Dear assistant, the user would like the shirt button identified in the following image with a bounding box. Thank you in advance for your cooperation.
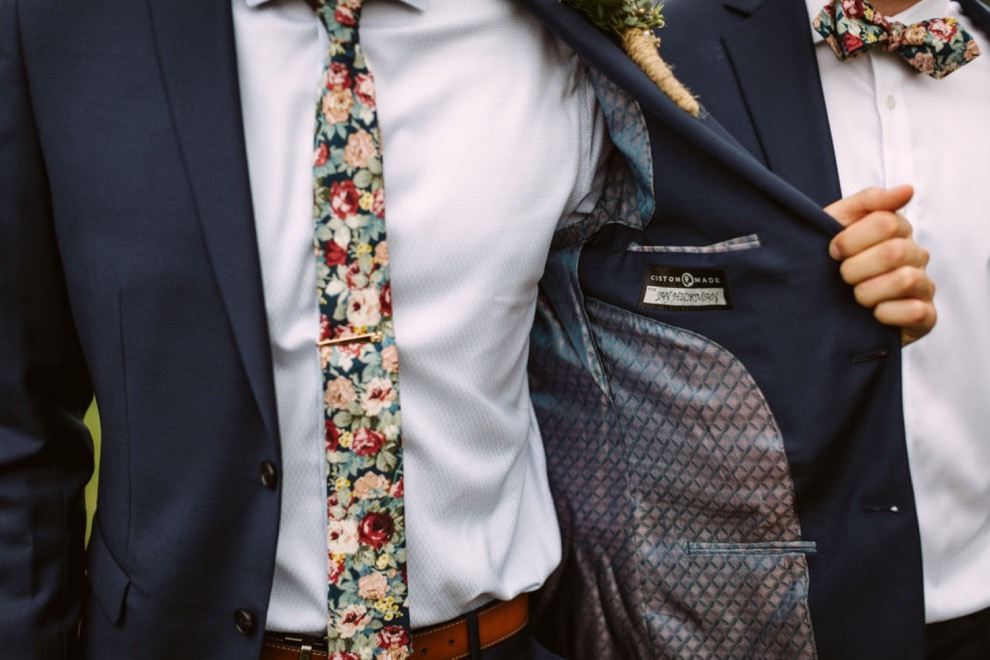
[260,461,278,490]
[885,94,896,109]
[233,609,257,636]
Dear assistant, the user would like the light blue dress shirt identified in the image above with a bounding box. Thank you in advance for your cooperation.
[232,0,608,632]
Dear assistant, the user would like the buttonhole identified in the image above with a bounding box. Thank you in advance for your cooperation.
[863,504,900,513]
[852,349,889,364]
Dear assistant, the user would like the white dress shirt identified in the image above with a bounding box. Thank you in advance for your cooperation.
[232,0,607,632]
[806,0,990,622]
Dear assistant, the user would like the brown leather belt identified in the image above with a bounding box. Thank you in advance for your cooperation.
[261,593,529,660]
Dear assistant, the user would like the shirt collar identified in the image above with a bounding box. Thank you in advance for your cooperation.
[244,0,430,10]
[805,0,956,44]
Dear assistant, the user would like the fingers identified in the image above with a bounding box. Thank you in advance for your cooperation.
[824,185,937,345]
[871,298,938,347]
[851,265,936,346]
[848,263,934,309]
[838,236,929,286]
[829,207,914,261]
[826,184,914,262]
[824,184,914,230]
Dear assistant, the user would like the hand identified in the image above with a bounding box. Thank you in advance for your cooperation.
[825,185,936,346]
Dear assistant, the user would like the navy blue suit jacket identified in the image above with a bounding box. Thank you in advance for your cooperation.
[0,0,923,657]
[528,1,926,658]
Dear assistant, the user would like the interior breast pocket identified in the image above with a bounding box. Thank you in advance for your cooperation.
[632,237,761,314]
[578,229,779,386]
[627,233,761,254]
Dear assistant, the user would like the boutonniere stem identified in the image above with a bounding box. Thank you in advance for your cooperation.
[565,0,700,116]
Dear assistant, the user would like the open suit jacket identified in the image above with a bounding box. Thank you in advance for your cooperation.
[0,0,921,658]
[613,1,990,654]
[527,1,930,659]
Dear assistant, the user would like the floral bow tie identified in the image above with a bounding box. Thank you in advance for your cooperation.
[814,0,981,79]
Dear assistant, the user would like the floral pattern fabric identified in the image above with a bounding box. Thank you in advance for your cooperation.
[815,0,981,79]
[312,1,411,658]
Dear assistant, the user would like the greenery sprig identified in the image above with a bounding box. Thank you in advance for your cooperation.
[564,0,700,116]
[565,0,666,33]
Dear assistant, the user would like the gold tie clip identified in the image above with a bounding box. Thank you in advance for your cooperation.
[317,330,384,348]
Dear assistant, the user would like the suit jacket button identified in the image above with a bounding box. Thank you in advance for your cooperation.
[260,461,278,489]
[234,609,256,636]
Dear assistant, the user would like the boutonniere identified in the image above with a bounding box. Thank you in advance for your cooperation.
[564,0,700,116]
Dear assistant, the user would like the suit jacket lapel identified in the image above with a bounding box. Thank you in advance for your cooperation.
[523,0,841,237]
[721,0,842,207]
[146,0,279,441]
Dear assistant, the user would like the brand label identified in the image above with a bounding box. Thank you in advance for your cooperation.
[639,265,732,311]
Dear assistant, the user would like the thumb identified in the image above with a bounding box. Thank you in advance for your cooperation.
[824,184,914,228]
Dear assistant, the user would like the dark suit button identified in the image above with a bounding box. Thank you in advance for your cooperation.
[234,609,256,635]
[260,461,278,489]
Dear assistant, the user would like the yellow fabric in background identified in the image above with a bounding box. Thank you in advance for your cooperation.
[84,401,100,543]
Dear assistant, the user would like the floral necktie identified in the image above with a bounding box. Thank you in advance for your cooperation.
[310,1,411,657]
[814,0,981,79]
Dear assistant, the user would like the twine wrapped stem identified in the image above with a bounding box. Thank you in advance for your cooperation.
[566,0,700,117]
[622,28,700,116]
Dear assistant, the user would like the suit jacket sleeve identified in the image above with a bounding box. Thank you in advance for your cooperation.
[0,2,94,656]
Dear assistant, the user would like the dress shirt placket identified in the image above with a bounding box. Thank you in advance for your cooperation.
[872,54,923,221]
